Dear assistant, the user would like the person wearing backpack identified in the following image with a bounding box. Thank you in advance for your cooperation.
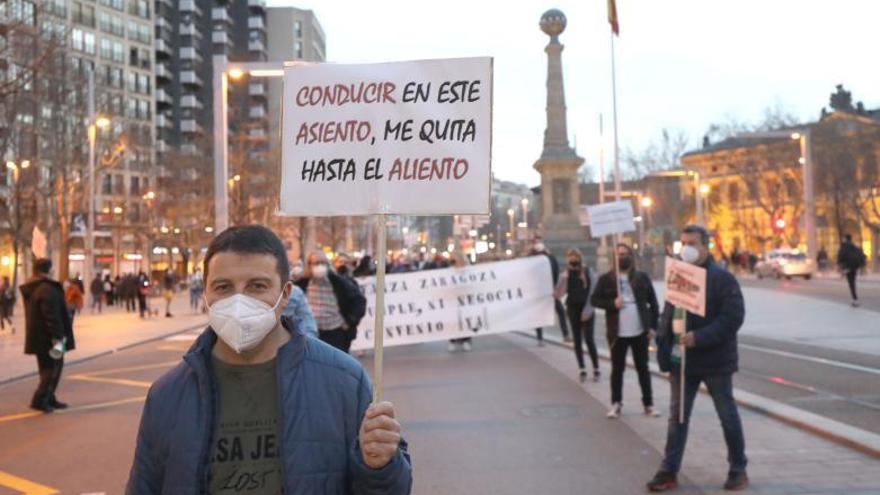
[591,243,661,419]
[555,248,600,382]
[837,234,866,307]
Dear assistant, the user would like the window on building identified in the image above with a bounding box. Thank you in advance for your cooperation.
[98,10,111,32]
[112,41,124,62]
[71,28,84,51]
[294,41,303,59]
[139,48,151,69]
[100,38,112,59]
[114,174,124,195]
[126,71,136,91]
[84,31,96,54]
[126,98,137,119]
[130,176,140,195]
[138,99,150,120]
[293,20,302,38]
[101,175,112,194]
[729,182,740,204]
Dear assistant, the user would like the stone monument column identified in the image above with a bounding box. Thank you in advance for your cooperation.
[534,10,593,260]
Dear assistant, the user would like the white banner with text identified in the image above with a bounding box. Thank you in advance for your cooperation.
[351,256,555,351]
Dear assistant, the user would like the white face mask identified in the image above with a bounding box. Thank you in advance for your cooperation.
[207,290,286,354]
[680,245,701,264]
[291,265,304,278]
[311,264,328,279]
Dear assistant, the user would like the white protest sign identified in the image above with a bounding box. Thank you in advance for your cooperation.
[585,200,635,237]
[663,256,707,317]
[351,256,555,351]
[31,226,47,258]
[280,57,493,216]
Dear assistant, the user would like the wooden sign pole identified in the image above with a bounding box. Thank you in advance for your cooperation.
[373,213,387,403]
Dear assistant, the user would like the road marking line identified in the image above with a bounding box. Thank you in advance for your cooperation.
[78,360,178,377]
[56,396,146,414]
[157,344,188,352]
[740,343,880,376]
[0,470,59,494]
[68,375,153,388]
[0,411,43,424]
[165,334,198,341]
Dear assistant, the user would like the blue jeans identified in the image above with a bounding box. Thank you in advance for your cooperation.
[661,371,747,475]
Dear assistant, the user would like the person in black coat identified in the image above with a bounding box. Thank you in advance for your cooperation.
[296,252,367,353]
[837,234,866,307]
[591,243,660,419]
[20,258,75,413]
[647,225,748,493]
[555,248,599,382]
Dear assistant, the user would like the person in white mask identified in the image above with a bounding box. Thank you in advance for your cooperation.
[296,251,367,353]
[126,225,412,494]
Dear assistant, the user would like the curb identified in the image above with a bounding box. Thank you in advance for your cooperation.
[515,330,880,459]
[0,322,205,387]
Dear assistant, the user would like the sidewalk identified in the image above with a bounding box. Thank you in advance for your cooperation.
[0,293,207,384]
[516,332,880,495]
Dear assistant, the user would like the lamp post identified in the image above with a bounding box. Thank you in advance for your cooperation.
[699,182,711,226]
[507,208,515,245]
[84,68,111,298]
[638,194,653,255]
[521,198,529,227]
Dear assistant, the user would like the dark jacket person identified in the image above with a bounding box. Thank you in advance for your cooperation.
[647,225,748,493]
[126,225,412,494]
[296,251,367,353]
[591,243,660,419]
[21,258,75,412]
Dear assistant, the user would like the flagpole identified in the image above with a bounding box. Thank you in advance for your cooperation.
[610,30,622,298]
[598,114,606,251]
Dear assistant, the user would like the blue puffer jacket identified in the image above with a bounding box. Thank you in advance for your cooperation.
[657,259,745,376]
[125,323,413,494]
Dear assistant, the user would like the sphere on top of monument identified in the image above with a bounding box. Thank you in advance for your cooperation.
[539,9,567,37]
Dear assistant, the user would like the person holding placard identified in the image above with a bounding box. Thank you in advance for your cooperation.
[126,226,412,494]
[647,225,748,493]
[591,243,661,419]
[554,248,599,382]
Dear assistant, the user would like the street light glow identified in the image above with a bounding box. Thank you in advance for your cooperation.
[5,161,15,170]
[250,69,284,77]
[21,160,30,169]
[233,174,241,182]
[699,183,711,195]
[641,196,654,208]
[228,68,245,79]
[95,117,111,128]
[144,191,156,200]
[113,206,123,214]
[790,132,801,140]
[205,226,214,233]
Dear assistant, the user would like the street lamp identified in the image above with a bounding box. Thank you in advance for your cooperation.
[521,198,529,226]
[507,208,515,242]
[638,194,653,256]
[84,67,112,298]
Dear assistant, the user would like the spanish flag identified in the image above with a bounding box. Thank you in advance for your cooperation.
[608,0,620,35]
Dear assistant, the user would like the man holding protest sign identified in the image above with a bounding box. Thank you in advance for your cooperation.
[647,225,748,492]
[590,243,660,419]
[126,226,412,494]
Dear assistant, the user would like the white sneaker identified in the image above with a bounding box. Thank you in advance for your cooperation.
[644,405,661,417]
[462,341,472,352]
[447,342,457,352]
[606,402,622,419]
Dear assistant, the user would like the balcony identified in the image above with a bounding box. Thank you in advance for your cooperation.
[156,114,171,129]
[156,16,170,30]
[156,140,168,154]
[181,95,204,109]
[181,119,202,134]
[248,83,265,96]
[181,70,203,87]
[179,47,202,62]
[248,16,264,30]
[212,8,230,23]
[249,105,266,119]
[155,89,171,105]
[179,0,202,16]
[248,39,265,52]
[155,38,171,55]
[179,22,201,38]
[155,63,170,81]
[212,30,230,45]
[248,0,266,10]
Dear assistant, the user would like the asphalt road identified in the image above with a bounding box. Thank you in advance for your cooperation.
[0,334,675,495]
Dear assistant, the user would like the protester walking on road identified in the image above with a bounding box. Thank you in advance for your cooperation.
[126,225,412,493]
[188,268,204,313]
[555,248,599,382]
[837,234,866,307]
[89,274,103,313]
[532,241,570,345]
[0,276,15,333]
[591,243,661,419]
[20,259,75,413]
[647,225,748,492]
[136,271,150,318]
[162,269,175,317]
[297,251,367,353]
[63,279,84,324]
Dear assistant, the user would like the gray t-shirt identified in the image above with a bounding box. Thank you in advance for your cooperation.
[209,356,282,494]
[618,274,643,338]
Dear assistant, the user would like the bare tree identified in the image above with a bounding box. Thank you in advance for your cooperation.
[622,128,689,180]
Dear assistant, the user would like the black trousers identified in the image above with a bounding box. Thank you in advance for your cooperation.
[846,270,858,301]
[567,302,598,371]
[536,299,570,340]
[138,294,148,317]
[32,353,64,408]
[319,326,352,353]
[610,334,653,406]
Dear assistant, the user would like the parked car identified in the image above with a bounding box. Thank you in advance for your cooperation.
[756,249,814,280]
